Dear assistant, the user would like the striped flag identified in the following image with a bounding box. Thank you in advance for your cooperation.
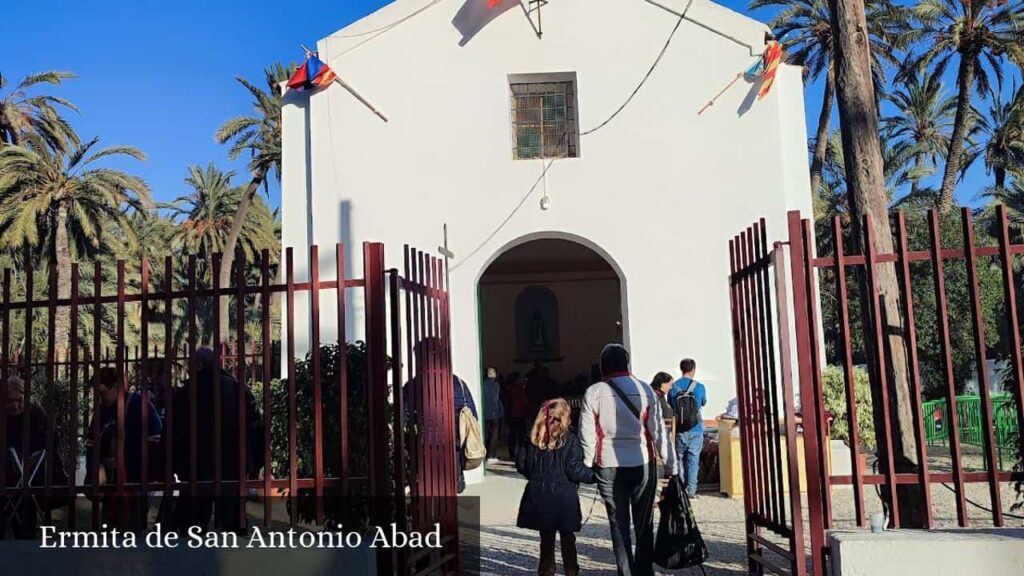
[287,52,337,92]
[755,41,783,99]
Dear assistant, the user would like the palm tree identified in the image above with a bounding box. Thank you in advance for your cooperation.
[0,132,151,349]
[170,163,279,262]
[213,63,289,342]
[749,0,899,196]
[901,0,1024,211]
[976,83,1024,190]
[0,70,79,151]
[881,73,957,197]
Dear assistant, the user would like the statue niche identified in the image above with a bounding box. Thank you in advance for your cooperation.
[515,286,560,361]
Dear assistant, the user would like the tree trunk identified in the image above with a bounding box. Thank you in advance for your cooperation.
[938,57,976,212]
[53,201,72,355]
[995,166,1006,189]
[809,67,836,196]
[910,154,922,198]
[828,0,926,528]
[216,173,264,343]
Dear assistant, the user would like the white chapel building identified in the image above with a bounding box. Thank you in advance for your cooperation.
[281,0,813,475]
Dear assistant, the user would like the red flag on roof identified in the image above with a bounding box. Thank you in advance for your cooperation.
[744,41,783,100]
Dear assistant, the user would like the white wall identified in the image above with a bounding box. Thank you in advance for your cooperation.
[281,0,814,481]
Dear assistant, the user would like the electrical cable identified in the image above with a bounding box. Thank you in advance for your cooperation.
[327,0,444,39]
[579,0,694,137]
[450,0,695,271]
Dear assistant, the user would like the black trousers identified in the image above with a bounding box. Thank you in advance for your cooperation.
[595,463,657,576]
[539,530,579,576]
[485,418,502,458]
[507,418,527,460]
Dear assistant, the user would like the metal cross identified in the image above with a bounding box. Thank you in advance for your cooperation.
[438,223,455,290]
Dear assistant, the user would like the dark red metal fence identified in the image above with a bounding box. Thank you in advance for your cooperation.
[731,208,1024,576]
[0,243,459,575]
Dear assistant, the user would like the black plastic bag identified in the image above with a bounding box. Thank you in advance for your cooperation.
[654,476,709,569]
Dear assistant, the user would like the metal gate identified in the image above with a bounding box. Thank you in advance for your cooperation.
[728,219,808,576]
[385,246,460,575]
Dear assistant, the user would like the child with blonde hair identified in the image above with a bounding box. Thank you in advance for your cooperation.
[515,398,595,576]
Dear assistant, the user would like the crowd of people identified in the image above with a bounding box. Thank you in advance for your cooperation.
[480,345,711,576]
[2,347,263,539]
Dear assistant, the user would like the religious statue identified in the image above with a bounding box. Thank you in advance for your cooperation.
[529,309,547,352]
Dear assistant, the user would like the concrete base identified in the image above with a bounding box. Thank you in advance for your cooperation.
[829,529,1024,576]
[0,539,376,576]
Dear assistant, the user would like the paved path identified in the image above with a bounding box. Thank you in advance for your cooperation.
[463,461,749,575]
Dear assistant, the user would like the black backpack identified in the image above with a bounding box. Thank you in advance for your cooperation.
[673,379,700,432]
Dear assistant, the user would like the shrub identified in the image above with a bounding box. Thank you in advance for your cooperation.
[261,342,383,529]
[821,365,875,450]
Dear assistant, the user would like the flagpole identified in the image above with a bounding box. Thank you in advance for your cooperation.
[697,72,743,115]
[300,45,389,123]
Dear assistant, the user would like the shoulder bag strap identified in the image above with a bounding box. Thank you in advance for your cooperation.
[605,378,642,421]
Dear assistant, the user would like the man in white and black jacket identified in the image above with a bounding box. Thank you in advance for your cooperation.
[580,344,675,576]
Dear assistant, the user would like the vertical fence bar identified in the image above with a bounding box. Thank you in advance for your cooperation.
[22,246,33,514]
[729,238,758,574]
[211,254,223,527]
[786,211,827,576]
[363,242,392,572]
[285,248,297,526]
[309,246,324,525]
[389,267,407,563]
[163,257,174,508]
[0,269,8,512]
[757,220,788,530]
[187,255,198,498]
[862,214,899,527]
[335,244,349,495]
[927,210,968,525]
[894,212,933,528]
[832,217,866,526]
[260,250,273,526]
[439,255,459,568]
[91,261,102,527]
[745,228,772,526]
[742,230,767,526]
[140,257,150,527]
[772,242,808,576]
[45,260,57,522]
[960,209,1004,526]
[68,264,79,529]
[423,251,438,529]
[411,249,426,533]
[437,257,453,544]
[402,246,416,542]
[801,218,833,528]
[996,206,1024,481]
[234,250,248,529]
[757,223,784,527]
[115,260,127,523]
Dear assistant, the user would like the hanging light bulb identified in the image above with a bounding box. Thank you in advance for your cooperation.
[540,194,551,211]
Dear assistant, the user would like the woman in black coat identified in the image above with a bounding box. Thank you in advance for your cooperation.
[516,398,595,576]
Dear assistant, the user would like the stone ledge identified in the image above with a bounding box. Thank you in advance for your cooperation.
[828,528,1024,576]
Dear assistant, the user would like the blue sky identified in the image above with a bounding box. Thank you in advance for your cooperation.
[4,0,1014,209]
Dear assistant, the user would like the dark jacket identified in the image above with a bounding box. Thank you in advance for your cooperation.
[85,393,162,484]
[515,431,595,532]
[172,368,264,482]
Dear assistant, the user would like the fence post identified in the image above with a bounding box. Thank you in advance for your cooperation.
[786,211,827,576]
[363,242,393,573]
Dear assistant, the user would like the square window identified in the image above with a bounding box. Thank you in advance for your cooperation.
[509,77,578,160]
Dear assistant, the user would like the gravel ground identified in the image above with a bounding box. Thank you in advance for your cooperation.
[463,450,1024,576]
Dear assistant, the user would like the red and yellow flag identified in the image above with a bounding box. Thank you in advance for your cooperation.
[757,41,783,99]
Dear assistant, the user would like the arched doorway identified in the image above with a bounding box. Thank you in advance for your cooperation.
[477,236,626,405]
